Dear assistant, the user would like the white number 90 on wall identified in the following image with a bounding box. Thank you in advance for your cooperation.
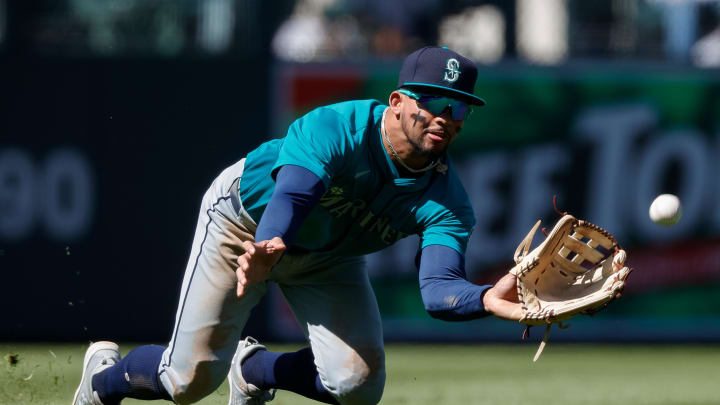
[0,148,94,241]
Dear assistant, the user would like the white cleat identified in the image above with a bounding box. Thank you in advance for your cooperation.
[228,337,276,405]
[72,341,121,405]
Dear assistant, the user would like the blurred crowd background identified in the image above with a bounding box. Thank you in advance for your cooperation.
[2,0,720,344]
[5,0,720,64]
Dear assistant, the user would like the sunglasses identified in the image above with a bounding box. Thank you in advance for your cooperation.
[398,89,472,121]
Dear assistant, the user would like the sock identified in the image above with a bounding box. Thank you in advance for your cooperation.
[242,347,338,404]
[92,345,172,404]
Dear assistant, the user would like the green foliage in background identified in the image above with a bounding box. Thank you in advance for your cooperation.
[2,343,718,405]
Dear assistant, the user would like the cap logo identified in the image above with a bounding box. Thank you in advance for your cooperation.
[443,58,460,83]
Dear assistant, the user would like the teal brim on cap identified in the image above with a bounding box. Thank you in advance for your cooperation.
[400,82,486,106]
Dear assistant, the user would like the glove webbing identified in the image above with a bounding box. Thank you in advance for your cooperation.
[515,217,621,362]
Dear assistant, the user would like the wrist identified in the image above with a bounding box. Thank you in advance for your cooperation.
[480,285,495,315]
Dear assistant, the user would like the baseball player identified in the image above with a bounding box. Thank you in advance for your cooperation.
[73,46,523,405]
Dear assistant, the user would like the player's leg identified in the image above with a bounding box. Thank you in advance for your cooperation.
[158,161,266,404]
[231,338,337,404]
[81,159,264,405]
[236,254,385,405]
[287,256,385,405]
[87,344,171,404]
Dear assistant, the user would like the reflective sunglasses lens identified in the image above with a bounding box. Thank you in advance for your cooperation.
[450,101,470,120]
[419,97,471,120]
[420,98,450,116]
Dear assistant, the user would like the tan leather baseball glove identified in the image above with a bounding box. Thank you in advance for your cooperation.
[510,212,631,361]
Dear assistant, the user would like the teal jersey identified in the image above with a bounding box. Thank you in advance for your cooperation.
[239,100,476,257]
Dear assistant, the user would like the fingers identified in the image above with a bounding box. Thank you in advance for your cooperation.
[613,249,627,271]
[265,237,287,254]
[237,250,251,275]
[236,241,255,298]
[236,268,247,298]
[236,241,255,273]
[235,239,285,299]
[242,240,256,255]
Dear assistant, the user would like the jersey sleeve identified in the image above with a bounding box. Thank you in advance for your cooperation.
[418,163,476,256]
[419,203,475,256]
[272,107,356,188]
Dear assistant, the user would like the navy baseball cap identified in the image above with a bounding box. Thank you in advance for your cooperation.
[398,46,486,106]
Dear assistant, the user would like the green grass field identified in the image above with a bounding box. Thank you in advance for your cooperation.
[1,343,718,405]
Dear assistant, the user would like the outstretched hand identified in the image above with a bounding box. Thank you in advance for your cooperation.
[482,273,523,321]
[236,237,286,298]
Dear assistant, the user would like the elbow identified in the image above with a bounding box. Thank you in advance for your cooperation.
[426,308,453,321]
[421,289,489,321]
[425,307,468,322]
[422,294,461,321]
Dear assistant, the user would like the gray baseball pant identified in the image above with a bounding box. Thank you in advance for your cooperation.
[157,159,386,405]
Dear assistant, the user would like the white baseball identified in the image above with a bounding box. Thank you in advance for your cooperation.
[649,194,682,226]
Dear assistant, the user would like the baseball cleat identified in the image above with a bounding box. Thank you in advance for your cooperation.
[228,337,276,405]
[72,341,121,405]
